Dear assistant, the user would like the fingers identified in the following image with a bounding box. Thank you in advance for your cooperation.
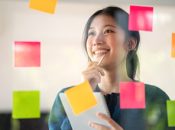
[82,61,105,89]
[82,70,101,89]
[87,62,105,76]
[88,113,124,130]
[96,113,116,127]
[96,113,124,130]
[87,61,98,68]
[87,66,105,76]
[89,121,110,130]
[87,71,101,83]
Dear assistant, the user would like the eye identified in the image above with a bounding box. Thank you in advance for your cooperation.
[88,31,96,36]
[104,29,115,34]
[104,28,115,34]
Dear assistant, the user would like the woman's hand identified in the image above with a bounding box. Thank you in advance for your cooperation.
[89,113,124,130]
[82,62,105,89]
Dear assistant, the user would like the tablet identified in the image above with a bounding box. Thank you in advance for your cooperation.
[59,92,111,130]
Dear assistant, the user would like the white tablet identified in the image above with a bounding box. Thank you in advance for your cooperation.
[59,92,111,130]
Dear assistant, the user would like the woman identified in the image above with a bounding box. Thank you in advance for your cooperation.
[48,6,174,130]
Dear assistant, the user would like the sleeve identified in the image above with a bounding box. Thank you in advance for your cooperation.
[146,85,175,130]
[48,88,72,130]
[156,87,172,130]
[156,88,175,130]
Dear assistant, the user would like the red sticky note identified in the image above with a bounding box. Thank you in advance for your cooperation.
[129,5,154,31]
[120,82,146,109]
[14,41,40,67]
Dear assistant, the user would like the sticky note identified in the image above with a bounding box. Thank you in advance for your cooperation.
[167,100,175,127]
[172,33,175,58]
[14,41,40,67]
[29,0,57,14]
[129,5,154,31]
[65,81,97,115]
[120,82,145,109]
[12,91,40,119]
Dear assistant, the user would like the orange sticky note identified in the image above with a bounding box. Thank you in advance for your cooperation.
[172,33,175,58]
[65,81,97,115]
[29,0,57,14]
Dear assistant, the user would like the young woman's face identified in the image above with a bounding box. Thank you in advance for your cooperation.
[86,14,128,69]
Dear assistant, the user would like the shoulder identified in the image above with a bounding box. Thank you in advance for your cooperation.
[48,86,74,128]
[145,83,170,102]
[49,86,74,120]
[54,86,74,100]
[59,86,74,93]
[144,84,171,129]
[52,86,74,107]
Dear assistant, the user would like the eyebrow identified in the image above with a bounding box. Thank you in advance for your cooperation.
[89,25,117,30]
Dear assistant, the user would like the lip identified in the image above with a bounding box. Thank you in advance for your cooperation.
[92,47,110,55]
[94,50,109,55]
[93,49,110,58]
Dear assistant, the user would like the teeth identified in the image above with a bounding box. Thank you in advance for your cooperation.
[94,50,109,54]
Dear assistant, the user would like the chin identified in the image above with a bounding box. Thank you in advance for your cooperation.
[102,61,117,70]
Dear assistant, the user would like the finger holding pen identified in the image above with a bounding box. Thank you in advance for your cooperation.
[82,54,106,89]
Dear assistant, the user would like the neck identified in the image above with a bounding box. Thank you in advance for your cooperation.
[98,61,133,94]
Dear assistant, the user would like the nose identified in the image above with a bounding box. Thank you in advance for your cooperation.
[92,32,104,46]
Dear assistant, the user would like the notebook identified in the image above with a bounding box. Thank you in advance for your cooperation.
[59,92,111,130]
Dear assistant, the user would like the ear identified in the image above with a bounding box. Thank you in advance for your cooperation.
[127,38,137,51]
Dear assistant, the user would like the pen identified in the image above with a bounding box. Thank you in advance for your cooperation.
[97,54,106,65]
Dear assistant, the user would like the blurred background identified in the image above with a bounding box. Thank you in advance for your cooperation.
[0,0,175,130]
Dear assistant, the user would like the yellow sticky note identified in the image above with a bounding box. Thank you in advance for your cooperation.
[29,0,57,14]
[172,33,175,58]
[65,81,97,115]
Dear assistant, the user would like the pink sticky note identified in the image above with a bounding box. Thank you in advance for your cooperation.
[129,5,154,31]
[120,82,146,109]
[14,41,40,67]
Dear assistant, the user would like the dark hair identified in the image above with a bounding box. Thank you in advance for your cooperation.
[82,6,140,80]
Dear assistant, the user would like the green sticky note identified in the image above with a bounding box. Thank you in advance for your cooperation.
[12,91,40,119]
[167,100,175,127]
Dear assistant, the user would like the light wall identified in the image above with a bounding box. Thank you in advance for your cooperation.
[0,0,175,111]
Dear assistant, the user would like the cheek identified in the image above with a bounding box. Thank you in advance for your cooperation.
[107,35,124,53]
[86,39,93,57]
[107,35,127,62]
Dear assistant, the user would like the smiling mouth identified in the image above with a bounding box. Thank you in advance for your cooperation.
[94,49,110,56]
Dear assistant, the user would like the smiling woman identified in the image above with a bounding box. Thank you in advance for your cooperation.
[83,7,140,91]
[48,6,175,130]
[83,7,140,83]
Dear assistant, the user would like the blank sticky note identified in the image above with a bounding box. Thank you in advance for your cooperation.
[129,5,154,31]
[14,41,40,67]
[12,91,40,119]
[65,81,97,115]
[172,33,175,58]
[29,0,57,14]
[120,82,145,109]
[167,100,175,127]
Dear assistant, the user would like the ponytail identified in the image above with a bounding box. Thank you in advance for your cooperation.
[126,50,139,80]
